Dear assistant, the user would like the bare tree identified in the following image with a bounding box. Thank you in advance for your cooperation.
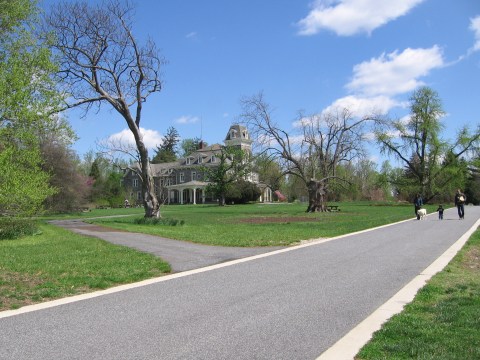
[240,92,369,212]
[44,0,165,217]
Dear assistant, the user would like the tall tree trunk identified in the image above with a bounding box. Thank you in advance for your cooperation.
[141,167,160,218]
[132,125,160,218]
[306,179,327,212]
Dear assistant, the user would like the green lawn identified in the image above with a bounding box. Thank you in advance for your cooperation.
[356,228,480,359]
[0,224,170,311]
[88,202,431,247]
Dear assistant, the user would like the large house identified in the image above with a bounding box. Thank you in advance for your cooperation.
[123,125,273,205]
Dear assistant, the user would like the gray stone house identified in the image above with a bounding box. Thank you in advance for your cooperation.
[123,125,273,205]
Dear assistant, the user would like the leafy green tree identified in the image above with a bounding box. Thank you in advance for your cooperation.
[102,171,127,207]
[0,0,60,218]
[151,126,179,163]
[204,146,252,206]
[180,137,205,157]
[225,179,261,204]
[375,86,479,203]
[253,153,284,193]
[465,153,480,205]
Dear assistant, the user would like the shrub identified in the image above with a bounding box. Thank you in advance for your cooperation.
[225,180,261,204]
[0,218,39,240]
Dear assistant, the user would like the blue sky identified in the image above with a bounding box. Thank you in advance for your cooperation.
[42,0,480,165]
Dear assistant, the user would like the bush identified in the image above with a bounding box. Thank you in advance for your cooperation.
[225,180,261,204]
[0,218,39,240]
[133,217,185,226]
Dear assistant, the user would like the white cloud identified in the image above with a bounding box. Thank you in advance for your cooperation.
[322,95,398,116]
[174,115,200,124]
[185,31,197,39]
[346,46,444,96]
[107,128,163,150]
[470,15,480,52]
[318,47,442,121]
[297,0,425,36]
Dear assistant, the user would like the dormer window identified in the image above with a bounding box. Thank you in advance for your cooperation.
[211,155,216,163]
[186,157,191,165]
[197,156,202,164]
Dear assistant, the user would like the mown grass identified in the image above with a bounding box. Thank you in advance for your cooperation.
[0,223,170,311]
[88,202,435,247]
[356,228,480,360]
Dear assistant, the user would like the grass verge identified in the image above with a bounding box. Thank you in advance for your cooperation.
[88,202,434,247]
[0,223,170,311]
[356,228,480,360]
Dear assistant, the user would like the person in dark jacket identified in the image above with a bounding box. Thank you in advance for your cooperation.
[413,194,423,220]
[436,204,444,220]
[454,189,466,219]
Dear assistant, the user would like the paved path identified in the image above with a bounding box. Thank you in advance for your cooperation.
[48,219,285,272]
[1,206,479,359]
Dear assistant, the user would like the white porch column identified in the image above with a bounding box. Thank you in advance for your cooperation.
[201,188,205,204]
[180,188,184,204]
[193,187,197,204]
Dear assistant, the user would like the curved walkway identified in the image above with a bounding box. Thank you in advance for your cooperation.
[49,219,285,273]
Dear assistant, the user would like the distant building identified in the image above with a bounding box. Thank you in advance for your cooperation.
[123,125,273,204]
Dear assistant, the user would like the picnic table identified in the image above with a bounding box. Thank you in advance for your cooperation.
[327,205,340,212]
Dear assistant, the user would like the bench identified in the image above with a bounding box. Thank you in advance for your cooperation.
[327,205,340,212]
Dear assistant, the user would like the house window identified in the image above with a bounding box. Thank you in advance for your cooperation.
[192,171,196,180]
[197,156,202,164]
[137,192,141,200]
[186,157,191,165]
[133,179,139,188]
[180,172,185,183]
[211,155,216,163]
[166,178,171,186]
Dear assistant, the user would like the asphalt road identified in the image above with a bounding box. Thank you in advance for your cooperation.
[1,206,479,359]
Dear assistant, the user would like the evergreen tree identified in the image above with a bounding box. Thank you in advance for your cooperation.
[151,126,179,163]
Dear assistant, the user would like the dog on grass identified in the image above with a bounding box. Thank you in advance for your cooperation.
[417,208,427,220]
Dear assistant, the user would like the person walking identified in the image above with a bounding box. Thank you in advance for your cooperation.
[436,204,444,220]
[413,194,423,220]
[454,189,466,219]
